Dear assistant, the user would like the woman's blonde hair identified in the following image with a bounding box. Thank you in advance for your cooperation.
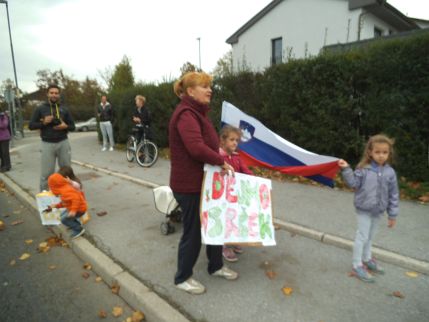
[357,134,395,168]
[173,72,212,98]
[135,95,146,104]
[220,125,242,142]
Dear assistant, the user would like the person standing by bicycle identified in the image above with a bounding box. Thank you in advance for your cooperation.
[132,95,152,144]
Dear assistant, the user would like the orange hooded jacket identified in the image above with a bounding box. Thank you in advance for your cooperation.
[48,173,87,213]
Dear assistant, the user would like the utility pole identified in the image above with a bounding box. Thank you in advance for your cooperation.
[0,0,24,137]
[196,37,201,70]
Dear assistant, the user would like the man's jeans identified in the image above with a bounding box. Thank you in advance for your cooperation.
[40,140,71,191]
[100,121,114,148]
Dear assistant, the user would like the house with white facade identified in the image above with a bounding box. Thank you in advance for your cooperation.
[226,0,426,71]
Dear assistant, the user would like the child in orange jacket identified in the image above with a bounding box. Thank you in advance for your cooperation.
[48,172,87,239]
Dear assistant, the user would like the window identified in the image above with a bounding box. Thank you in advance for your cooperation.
[374,27,383,38]
[271,37,282,65]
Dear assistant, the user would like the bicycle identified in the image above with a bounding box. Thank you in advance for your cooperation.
[126,125,159,167]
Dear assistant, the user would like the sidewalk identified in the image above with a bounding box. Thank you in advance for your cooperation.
[2,132,429,322]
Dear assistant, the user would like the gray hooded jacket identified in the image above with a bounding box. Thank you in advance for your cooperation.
[341,162,399,218]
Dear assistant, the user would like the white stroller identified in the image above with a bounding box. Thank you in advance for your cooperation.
[153,186,182,235]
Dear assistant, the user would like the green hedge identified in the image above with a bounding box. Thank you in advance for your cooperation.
[109,32,429,181]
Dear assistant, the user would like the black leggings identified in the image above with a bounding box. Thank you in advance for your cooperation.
[173,192,223,284]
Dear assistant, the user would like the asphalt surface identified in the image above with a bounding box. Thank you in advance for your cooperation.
[0,183,135,322]
[1,131,428,322]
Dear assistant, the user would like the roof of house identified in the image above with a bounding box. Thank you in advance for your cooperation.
[226,0,420,45]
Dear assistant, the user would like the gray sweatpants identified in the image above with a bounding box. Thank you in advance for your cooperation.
[352,211,381,269]
[40,139,71,191]
[100,121,114,148]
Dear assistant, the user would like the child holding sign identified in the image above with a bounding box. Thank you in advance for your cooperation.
[220,125,253,262]
[47,172,87,239]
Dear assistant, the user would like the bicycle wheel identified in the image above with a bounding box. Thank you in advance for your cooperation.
[135,140,158,167]
[126,136,135,162]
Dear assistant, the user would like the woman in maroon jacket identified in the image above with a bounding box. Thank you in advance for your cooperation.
[169,72,238,294]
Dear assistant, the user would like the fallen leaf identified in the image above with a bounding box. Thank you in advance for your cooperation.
[348,271,355,277]
[0,220,5,231]
[83,263,92,270]
[282,286,293,296]
[418,194,429,203]
[11,220,24,226]
[131,311,145,322]
[49,265,57,270]
[9,259,16,266]
[96,211,108,217]
[95,276,103,283]
[98,310,108,318]
[37,242,50,253]
[19,253,31,260]
[405,271,419,278]
[111,282,120,294]
[112,306,123,317]
[265,270,277,280]
[125,318,132,322]
[392,291,405,298]
[46,236,67,247]
[25,239,33,245]
[82,272,90,279]
[13,210,21,215]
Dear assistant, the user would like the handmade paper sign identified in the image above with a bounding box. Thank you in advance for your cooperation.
[35,191,62,225]
[201,165,275,246]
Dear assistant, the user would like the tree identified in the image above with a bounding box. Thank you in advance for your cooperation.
[179,62,201,76]
[109,56,135,92]
[212,50,234,78]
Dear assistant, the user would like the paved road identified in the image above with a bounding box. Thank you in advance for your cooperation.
[3,132,429,322]
[0,183,136,322]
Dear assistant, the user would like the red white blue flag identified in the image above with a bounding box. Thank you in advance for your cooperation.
[221,101,339,187]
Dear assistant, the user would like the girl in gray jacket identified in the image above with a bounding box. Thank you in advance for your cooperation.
[338,134,399,283]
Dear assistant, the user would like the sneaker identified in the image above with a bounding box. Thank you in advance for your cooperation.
[109,147,114,151]
[101,147,107,152]
[364,259,385,275]
[352,266,375,283]
[176,278,205,295]
[232,245,244,254]
[71,228,85,240]
[212,266,238,280]
[222,247,238,262]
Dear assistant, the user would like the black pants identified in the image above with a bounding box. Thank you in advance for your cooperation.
[173,192,223,284]
[0,140,11,170]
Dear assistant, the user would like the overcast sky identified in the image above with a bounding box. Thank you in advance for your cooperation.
[0,0,428,93]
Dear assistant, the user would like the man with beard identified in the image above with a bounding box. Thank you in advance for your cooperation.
[29,84,75,191]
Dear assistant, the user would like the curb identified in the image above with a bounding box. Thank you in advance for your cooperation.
[274,218,429,275]
[0,173,190,322]
[72,161,429,275]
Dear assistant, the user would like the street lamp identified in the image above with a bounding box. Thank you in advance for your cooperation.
[196,37,201,70]
[0,0,24,137]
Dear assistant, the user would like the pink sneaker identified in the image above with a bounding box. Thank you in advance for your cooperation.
[222,246,238,262]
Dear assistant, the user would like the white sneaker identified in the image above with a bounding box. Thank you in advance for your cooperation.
[212,266,238,280]
[176,278,205,295]
[109,147,114,151]
[101,147,107,152]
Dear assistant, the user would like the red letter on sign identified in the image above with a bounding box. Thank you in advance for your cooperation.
[259,184,270,210]
[212,172,224,200]
[226,175,238,203]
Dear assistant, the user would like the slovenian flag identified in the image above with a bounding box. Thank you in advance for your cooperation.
[221,101,339,187]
